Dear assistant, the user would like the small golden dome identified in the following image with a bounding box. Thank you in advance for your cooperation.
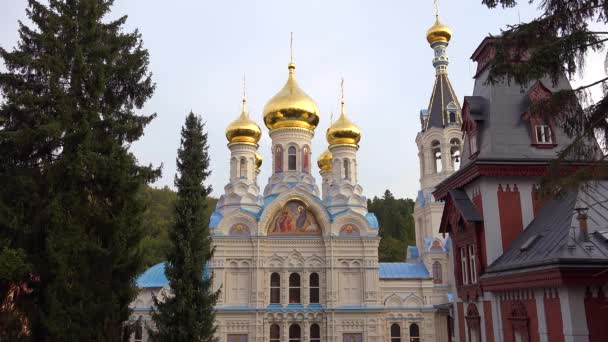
[326,98,361,148]
[226,97,261,145]
[263,63,320,132]
[426,15,452,45]
[255,151,262,170]
[317,148,332,172]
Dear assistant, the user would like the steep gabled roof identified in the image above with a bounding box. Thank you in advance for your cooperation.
[423,73,461,131]
[484,182,608,277]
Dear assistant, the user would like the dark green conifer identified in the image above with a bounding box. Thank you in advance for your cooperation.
[0,0,158,340]
[150,112,219,342]
[481,0,608,195]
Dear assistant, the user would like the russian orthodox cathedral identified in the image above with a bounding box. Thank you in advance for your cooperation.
[130,14,460,342]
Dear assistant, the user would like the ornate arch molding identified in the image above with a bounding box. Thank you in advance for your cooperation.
[331,209,371,236]
[216,210,258,236]
[258,188,331,236]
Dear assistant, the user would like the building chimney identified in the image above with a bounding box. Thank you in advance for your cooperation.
[576,207,589,241]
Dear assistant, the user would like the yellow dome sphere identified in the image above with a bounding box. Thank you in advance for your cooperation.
[426,16,452,45]
[263,64,320,132]
[317,148,333,172]
[255,151,262,170]
[226,98,261,145]
[326,107,361,148]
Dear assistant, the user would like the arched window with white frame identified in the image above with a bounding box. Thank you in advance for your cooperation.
[289,273,301,303]
[288,146,297,171]
[309,272,320,304]
[469,245,477,284]
[344,159,351,180]
[431,140,442,173]
[410,323,420,342]
[310,323,320,342]
[134,316,143,342]
[270,273,280,304]
[450,138,461,170]
[390,323,401,342]
[289,324,301,342]
[270,324,280,342]
[432,261,443,284]
[239,157,247,179]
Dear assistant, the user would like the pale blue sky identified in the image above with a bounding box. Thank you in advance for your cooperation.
[0,1,560,199]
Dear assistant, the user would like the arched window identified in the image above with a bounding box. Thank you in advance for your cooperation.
[450,138,461,170]
[409,323,420,342]
[433,261,443,284]
[275,145,283,173]
[134,316,143,342]
[310,323,320,342]
[239,158,247,179]
[270,273,280,304]
[289,324,301,342]
[302,146,310,173]
[309,273,320,304]
[289,273,301,303]
[390,323,401,342]
[343,159,350,180]
[270,324,280,342]
[431,140,442,173]
[288,146,297,171]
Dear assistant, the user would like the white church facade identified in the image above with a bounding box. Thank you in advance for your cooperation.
[131,15,461,342]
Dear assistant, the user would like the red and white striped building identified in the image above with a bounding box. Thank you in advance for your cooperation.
[434,38,608,342]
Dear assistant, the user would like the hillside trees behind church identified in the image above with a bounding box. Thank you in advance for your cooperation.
[150,112,219,342]
[481,0,608,196]
[138,185,217,269]
[0,0,159,340]
[367,190,415,262]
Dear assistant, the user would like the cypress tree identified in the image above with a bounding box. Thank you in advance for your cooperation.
[480,0,608,195]
[150,112,219,342]
[0,0,158,340]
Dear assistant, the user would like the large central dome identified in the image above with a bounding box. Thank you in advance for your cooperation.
[263,63,320,132]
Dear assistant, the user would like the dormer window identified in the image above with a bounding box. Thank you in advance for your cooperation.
[535,124,553,144]
[523,81,558,149]
[446,102,459,125]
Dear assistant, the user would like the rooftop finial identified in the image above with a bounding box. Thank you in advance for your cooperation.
[241,73,247,114]
[290,32,294,64]
[434,0,439,18]
[340,77,345,115]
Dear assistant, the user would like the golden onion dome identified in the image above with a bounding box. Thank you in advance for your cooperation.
[317,148,333,172]
[226,97,261,145]
[263,63,320,132]
[326,98,361,148]
[255,151,262,171]
[426,15,452,45]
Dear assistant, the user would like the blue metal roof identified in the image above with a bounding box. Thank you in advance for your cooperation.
[209,210,222,228]
[365,213,379,230]
[378,262,430,279]
[136,262,211,288]
[417,190,426,207]
[407,245,420,259]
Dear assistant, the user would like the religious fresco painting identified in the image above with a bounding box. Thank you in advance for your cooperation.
[229,223,250,236]
[339,224,360,236]
[343,333,363,342]
[268,200,321,236]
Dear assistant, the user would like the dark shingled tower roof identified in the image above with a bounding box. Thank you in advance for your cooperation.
[424,73,461,131]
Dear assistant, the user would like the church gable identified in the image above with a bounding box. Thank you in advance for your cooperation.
[268,199,321,236]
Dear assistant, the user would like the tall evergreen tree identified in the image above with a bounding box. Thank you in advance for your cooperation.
[150,112,219,342]
[0,0,158,340]
[480,0,608,195]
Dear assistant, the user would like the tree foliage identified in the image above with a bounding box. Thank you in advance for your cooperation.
[0,0,158,340]
[367,190,416,262]
[149,113,219,342]
[138,185,217,269]
[481,0,608,195]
